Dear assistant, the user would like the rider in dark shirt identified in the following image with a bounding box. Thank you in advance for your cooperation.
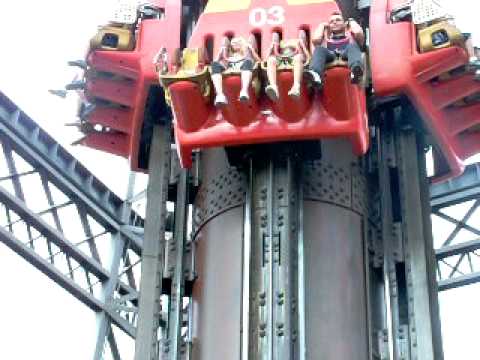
[308,11,365,86]
[211,37,261,106]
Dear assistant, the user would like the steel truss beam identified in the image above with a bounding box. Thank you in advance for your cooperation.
[431,163,480,210]
[430,163,480,291]
[0,91,143,360]
[367,107,444,360]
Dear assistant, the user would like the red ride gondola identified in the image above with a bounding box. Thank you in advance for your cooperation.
[160,0,369,168]
[370,0,480,182]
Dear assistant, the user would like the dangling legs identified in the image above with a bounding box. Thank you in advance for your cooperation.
[211,61,228,106]
[288,53,305,98]
[265,56,280,101]
[308,46,334,89]
[344,43,364,84]
[239,59,254,102]
[464,36,480,80]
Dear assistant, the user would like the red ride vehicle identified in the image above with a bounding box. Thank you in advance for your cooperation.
[74,0,479,183]
[160,0,369,168]
[370,0,480,182]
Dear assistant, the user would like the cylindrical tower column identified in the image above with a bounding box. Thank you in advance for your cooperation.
[191,140,368,360]
[302,140,368,359]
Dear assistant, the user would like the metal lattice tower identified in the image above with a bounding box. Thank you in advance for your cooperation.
[1,93,480,358]
[0,92,143,359]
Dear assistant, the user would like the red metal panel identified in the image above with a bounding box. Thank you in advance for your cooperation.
[370,0,480,182]
[172,68,368,168]
[169,0,369,167]
[189,0,339,56]
[81,2,183,171]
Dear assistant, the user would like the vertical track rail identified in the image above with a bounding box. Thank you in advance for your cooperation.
[166,168,189,359]
[267,160,274,360]
[244,155,301,360]
[242,159,253,360]
[297,169,306,360]
[370,106,445,360]
[134,125,171,360]
[378,121,401,359]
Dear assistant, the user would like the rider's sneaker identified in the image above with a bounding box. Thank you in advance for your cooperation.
[350,63,364,84]
[239,90,250,102]
[68,60,88,70]
[214,93,228,107]
[469,57,480,69]
[65,80,86,91]
[265,85,280,101]
[288,85,301,98]
[305,70,323,89]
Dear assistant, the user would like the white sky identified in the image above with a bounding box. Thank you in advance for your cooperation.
[0,1,479,359]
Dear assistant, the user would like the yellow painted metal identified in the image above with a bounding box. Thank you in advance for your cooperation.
[287,0,335,5]
[418,21,465,53]
[204,0,334,13]
[159,48,212,105]
[90,25,135,51]
[204,0,251,13]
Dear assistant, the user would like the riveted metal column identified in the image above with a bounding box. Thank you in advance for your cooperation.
[395,128,444,360]
[302,140,368,360]
[191,139,369,360]
[93,171,136,360]
[134,125,171,360]
[367,105,444,360]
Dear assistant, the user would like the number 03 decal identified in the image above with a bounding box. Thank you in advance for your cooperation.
[249,6,286,27]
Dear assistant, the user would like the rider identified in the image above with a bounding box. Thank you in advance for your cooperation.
[211,37,261,106]
[308,12,365,86]
[264,34,310,101]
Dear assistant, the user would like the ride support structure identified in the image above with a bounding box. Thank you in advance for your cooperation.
[132,104,443,359]
[62,0,480,359]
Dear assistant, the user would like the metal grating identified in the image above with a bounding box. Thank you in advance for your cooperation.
[431,163,480,291]
[0,91,144,360]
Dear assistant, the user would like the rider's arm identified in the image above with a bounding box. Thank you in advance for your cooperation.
[152,48,165,73]
[215,38,230,62]
[248,44,262,62]
[348,19,365,46]
[312,22,328,45]
[299,39,311,62]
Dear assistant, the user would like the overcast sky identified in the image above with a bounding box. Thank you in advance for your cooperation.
[0,1,479,359]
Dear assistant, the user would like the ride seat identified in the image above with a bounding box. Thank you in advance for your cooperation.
[418,20,466,53]
[370,0,480,182]
[160,48,211,103]
[325,53,368,87]
[215,36,262,99]
[165,0,369,168]
[90,24,135,51]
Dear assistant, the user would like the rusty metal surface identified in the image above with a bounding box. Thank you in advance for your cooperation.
[302,140,368,360]
[192,149,246,234]
[191,207,244,360]
[303,201,368,360]
[303,160,367,215]
[191,149,243,360]
[191,141,369,359]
